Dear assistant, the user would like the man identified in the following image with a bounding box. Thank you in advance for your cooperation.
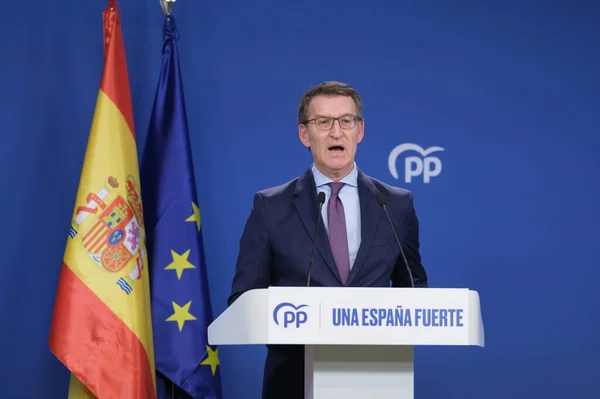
[228,81,428,399]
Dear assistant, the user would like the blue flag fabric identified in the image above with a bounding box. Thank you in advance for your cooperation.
[141,15,223,399]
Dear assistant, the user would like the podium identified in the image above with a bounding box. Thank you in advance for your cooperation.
[208,287,484,398]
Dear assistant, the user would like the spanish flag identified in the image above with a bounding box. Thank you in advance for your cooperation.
[48,1,156,398]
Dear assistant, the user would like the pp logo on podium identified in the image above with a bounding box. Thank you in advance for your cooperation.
[273,302,308,328]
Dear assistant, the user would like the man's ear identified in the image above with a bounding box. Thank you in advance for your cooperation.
[357,119,365,143]
[299,124,311,149]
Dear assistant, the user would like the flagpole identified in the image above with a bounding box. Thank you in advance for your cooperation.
[161,3,175,399]
[161,3,175,398]
[160,0,175,16]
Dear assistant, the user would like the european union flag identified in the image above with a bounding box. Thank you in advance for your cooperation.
[141,15,223,399]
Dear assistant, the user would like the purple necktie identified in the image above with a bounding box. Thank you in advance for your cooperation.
[328,182,350,285]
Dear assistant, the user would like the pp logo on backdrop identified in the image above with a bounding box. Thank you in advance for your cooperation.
[388,143,444,183]
[273,302,308,328]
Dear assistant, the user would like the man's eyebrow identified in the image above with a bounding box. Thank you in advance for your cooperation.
[312,113,354,118]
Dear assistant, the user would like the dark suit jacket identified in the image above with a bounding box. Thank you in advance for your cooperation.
[228,167,428,399]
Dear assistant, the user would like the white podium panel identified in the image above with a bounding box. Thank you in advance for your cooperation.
[208,287,484,398]
[304,345,414,399]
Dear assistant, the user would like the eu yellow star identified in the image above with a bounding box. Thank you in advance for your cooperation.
[165,300,197,332]
[164,249,195,279]
[200,345,220,375]
[185,202,201,231]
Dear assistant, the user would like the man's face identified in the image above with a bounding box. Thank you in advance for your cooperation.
[299,95,364,181]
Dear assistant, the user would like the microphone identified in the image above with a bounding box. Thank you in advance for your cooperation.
[307,191,326,287]
[376,193,415,288]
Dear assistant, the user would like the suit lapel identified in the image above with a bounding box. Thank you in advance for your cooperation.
[346,170,381,286]
[293,168,342,284]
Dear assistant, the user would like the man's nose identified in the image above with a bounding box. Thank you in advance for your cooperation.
[329,121,344,137]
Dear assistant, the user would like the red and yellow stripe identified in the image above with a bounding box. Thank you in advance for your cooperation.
[49,2,156,398]
[82,220,110,254]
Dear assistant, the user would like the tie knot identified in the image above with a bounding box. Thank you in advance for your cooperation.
[329,182,345,197]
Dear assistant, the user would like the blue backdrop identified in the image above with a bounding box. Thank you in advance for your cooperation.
[1,0,599,398]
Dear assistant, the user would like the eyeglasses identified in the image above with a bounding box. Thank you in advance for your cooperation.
[303,115,362,130]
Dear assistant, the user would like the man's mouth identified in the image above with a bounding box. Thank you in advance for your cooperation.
[328,145,345,153]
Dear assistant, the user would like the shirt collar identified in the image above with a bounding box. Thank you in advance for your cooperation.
[311,163,358,188]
